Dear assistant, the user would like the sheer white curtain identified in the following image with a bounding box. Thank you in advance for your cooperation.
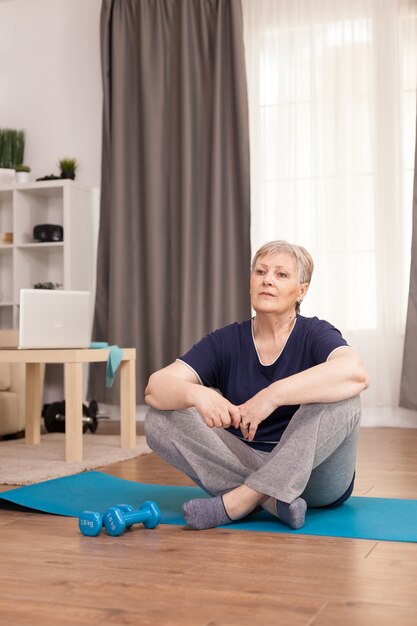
[242,0,417,410]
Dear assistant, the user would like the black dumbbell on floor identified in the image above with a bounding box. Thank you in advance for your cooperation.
[79,504,134,536]
[104,501,161,536]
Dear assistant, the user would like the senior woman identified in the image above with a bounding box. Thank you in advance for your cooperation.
[144,240,369,530]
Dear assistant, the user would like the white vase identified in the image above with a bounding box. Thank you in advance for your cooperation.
[16,171,30,184]
[0,168,16,184]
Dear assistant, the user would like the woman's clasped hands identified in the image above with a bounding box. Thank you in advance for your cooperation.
[190,386,275,443]
[239,388,276,442]
[190,386,241,429]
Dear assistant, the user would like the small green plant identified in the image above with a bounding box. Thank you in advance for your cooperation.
[15,164,31,173]
[59,157,78,179]
[33,282,62,290]
[0,128,25,169]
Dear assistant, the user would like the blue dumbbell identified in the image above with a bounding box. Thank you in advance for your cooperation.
[104,501,161,536]
[79,504,135,536]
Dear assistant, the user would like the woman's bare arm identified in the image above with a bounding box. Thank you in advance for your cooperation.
[239,347,369,441]
[270,347,369,406]
[145,361,241,428]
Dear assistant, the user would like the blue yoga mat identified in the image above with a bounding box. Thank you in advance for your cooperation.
[1,471,415,543]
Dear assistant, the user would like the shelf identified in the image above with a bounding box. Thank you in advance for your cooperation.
[0,180,99,330]
[17,242,64,250]
[14,187,64,245]
[14,246,64,300]
[0,188,13,235]
[0,179,92,193]
[0,247,13,303]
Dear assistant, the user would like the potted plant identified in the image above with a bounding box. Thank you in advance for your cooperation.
[59,157,78,180]
[15,164,31,184]
[0,128,25,184]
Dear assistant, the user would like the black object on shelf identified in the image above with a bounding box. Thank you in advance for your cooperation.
[33,224,63,242]
[35,175,62,181]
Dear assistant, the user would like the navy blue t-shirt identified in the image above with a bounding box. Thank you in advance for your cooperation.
[178,315,348,452]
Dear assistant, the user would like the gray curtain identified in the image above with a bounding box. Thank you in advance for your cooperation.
[400,112,417,409]
[88,0,251,403]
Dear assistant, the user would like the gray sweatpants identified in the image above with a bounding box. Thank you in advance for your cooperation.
[145,395,361,507]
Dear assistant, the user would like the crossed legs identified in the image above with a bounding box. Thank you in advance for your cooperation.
[145,396,361,530]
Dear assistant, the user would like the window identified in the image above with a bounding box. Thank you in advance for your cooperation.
[243,0,417,406]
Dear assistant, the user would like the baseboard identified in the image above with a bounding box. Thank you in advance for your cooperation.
[361,406,417,428]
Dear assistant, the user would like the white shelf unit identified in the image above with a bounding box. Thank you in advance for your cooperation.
[0,180,100,329]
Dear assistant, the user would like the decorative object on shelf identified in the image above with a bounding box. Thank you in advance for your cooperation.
[33,282,62,290]
[59,157,78,180]
[36,174,62,181]
[0,232,13,244]
[0,128,25,183]
[15,164,31,184]
[33,223,63,242]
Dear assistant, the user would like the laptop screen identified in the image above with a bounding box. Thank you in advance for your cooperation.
[19,289,92,349]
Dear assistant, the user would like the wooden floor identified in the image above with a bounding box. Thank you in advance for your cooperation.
[0,425,417,626]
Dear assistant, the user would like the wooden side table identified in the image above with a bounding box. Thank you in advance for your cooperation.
[0,347,136,462]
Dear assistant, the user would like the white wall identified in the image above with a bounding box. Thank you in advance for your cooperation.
[0,0,104,408]
[0,0,102,187]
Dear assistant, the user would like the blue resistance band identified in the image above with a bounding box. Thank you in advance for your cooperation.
[90,342,123,388]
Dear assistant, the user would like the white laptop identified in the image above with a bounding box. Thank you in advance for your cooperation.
[19,289,92,349]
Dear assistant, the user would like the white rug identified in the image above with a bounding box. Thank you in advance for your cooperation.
[0,434,152,486]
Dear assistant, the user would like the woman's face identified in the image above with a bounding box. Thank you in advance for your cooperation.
[250,251,308,316]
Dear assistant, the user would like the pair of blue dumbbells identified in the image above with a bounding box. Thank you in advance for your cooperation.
[79,501,161,537]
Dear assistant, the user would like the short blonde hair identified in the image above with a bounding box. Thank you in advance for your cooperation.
[251,240,314,285]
